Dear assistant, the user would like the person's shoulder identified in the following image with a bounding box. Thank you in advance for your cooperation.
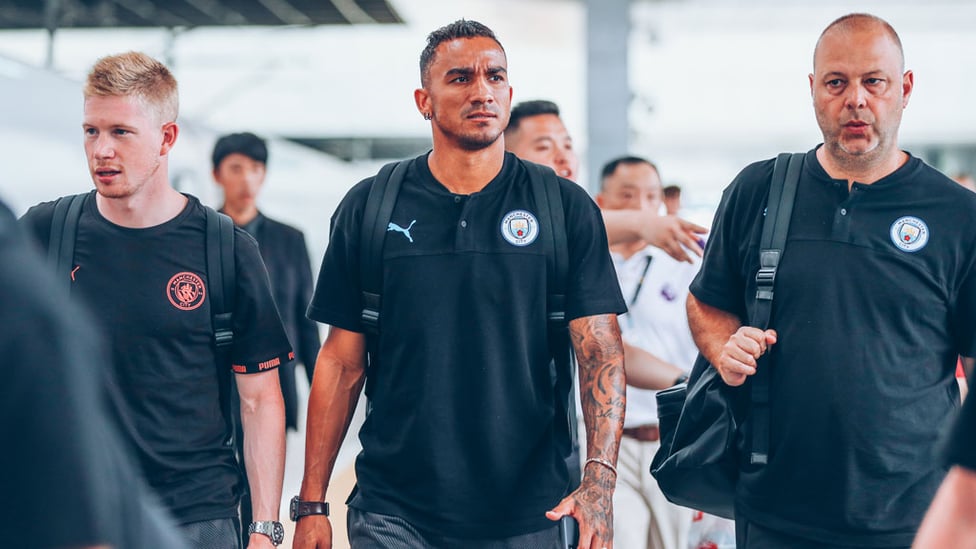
[259,214,306,241]
[19,193,92,244]
[728,155,781,194]
[334,156,425,224]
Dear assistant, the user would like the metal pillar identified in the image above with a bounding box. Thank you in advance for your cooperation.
[585,0,630,192]
[44,0,62,69]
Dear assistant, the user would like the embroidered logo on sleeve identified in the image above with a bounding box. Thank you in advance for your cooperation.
[167,272,206,310]
[501,210,539,246]
[889,216,929,253]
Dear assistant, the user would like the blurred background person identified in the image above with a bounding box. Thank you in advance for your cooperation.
[595,155,733,549]
[662,184,682,215]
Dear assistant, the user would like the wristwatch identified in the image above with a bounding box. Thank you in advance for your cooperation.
[247,521,284,546]
[672,373,690,386]
[290,495,330,521]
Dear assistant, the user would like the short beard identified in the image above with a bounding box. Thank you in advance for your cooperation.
[436,120,502,151]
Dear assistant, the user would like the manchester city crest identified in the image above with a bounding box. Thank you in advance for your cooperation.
[500,210,539,246]
[889,216,929,253]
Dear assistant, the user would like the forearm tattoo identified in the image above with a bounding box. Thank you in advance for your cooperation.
[569,313,626,471]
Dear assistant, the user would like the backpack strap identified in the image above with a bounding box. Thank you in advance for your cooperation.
[525,162,568,326]
[360,160,409,335]
[48,193,87,292]
[749,152,804,466]
[525,161,578,484]
[205,207,236,446]
[206,208,236,351]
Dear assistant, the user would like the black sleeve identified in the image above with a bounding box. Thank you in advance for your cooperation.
[293,230,321,383]
[688,159,774,320]
[0,200,189,549]
[231,227,294,374]
[558,177,627,320]
[307,177,373,331]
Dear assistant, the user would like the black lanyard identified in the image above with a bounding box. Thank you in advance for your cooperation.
[629,255,653,306]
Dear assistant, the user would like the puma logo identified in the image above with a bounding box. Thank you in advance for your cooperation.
[71,265,80,281]
[387,220,416,243]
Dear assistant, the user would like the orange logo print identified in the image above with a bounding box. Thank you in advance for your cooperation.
[167,272,206,311]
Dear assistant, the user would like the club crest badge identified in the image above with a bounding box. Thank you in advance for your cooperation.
[167,272,206,310]
[889,216,929,253]
[501,210,539,246]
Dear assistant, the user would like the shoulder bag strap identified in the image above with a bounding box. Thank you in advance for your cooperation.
[749,152,804,465]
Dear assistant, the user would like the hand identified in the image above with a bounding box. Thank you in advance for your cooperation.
[715,327,777,386]
[292,515,333,549]
[642,215,707,263]
[545,470,614,549]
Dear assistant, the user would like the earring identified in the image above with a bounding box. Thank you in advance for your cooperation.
[423,112,432,121]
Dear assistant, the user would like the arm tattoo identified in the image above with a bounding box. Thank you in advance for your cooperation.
[569,313,626,467]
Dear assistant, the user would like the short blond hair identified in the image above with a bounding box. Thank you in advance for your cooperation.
[84,51,179,123]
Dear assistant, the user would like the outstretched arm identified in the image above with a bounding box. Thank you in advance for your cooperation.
[546,313,626,549]
[686,294,776,387]
[293,326,367,549]
[601,209,706,263]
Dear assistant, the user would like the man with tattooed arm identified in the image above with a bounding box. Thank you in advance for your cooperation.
[293,19,627,549]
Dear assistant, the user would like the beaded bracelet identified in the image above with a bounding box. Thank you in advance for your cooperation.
[584,457,618,477]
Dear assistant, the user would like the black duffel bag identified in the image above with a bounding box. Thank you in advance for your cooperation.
[651,355,744,519]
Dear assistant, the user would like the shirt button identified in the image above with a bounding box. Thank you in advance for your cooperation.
[454,196,461,203]
[840,208,847,215]
[460,220,467,228]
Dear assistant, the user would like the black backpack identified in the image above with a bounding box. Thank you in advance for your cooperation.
[357,159,580,470]
[47,192,238,440]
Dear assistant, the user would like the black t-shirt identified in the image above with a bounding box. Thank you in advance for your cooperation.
[308,152,626,538]
[0,200,189,549]
[691,147,976,546]
[21,192,293,524]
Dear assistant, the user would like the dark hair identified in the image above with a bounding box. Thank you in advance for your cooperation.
[663,185,681,199]
[420,19,503,86]
[505,100,561,135]
[212,132,268,170]
[599,155,659,190]
[816,13,904,69]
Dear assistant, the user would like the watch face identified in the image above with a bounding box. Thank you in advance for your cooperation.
[289,496,299,521]
[272,522,285,544]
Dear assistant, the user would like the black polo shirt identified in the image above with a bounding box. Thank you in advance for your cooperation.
[21,192,293,524]
[691,147,976,547]
[309,152,626,538]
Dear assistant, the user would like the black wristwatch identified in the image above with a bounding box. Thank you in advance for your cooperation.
[672,373,690,386]
[290,495,330,521]
[247,521,284,546]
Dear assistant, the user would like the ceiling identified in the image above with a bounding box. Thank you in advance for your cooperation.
[0,0,403,29]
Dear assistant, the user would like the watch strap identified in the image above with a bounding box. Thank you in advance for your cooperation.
[291,495,329,520]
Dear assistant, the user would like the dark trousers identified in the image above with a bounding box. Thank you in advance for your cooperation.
[179,517,242,549]
[735,513,910,549]
[347,507,565,549]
